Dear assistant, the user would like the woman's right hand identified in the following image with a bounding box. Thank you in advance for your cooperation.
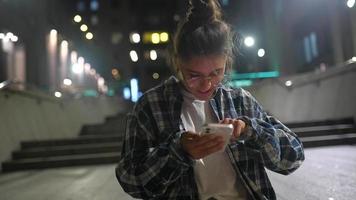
[180,131,225,159]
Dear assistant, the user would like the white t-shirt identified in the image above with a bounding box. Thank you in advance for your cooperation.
[180,88,247,200]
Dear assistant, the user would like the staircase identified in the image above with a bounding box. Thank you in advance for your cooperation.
[286,118,356,148]
[1,114,127,172]
[2,117,356,172]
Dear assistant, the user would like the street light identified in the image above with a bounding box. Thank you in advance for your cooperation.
[160,32,169,42]
[347,0,355,8]
[86,32,93,40]
[54,91,62,98]
[80,24,88,32]
[244,36,255,47]
[9,34,18,42]
[123,87,131,100]
[72,63,84,74]
[151,33,160,44]
[63,78,72,86]
[74,15,82,23]
[130,78,139,102]
[130,50,139,62]
[150,50,158,60]
[152,73,160,80]
[285,80,293,87]
[258,49,265,57]
[130,33,141,43]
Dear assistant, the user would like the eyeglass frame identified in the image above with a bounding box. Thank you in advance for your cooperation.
[180,67,226,88]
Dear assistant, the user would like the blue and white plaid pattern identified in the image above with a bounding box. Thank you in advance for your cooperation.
[116,76,304,200]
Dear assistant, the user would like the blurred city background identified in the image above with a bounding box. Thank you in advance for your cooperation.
[0,0,356,199]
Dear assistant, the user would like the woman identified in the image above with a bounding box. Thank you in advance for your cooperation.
[116,0,304,199]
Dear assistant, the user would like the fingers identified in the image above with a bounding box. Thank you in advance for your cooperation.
[221,118,231,124]
[195,134,224,149]
[232,120,245,139]
[194,134,221,146]
[180,119,247,159]
[199,140,225,157]
[190,137,225,159]
[220,118,246,139]
[181,133,225,159]
[182,131,199,141]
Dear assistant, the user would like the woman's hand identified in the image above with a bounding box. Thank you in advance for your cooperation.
[221,118,246,140]
[181,131,225,159]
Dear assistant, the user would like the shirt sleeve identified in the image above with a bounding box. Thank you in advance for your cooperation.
[237,89,305,175]
[115,102,193,199]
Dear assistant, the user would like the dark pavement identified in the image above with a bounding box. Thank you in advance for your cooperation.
[0,145,355,200]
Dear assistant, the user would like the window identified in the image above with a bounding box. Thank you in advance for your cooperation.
[111,32,123,45]
[91,15,99,26]
[110,0,120,9]
[222,0,229,6]
[90,0,99,11]
[77,1,85,12]
[303,32,319,63]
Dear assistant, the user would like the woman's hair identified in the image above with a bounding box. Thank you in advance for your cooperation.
[172,0,237,74]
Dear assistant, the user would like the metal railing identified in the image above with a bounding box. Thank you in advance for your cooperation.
[0,80,61,104]
[0,80,12,90]
[251,59,356,90]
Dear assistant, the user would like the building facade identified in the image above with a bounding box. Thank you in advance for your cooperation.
[1,0,355,95]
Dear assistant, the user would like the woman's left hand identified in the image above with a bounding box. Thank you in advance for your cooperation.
[221,118,246,140]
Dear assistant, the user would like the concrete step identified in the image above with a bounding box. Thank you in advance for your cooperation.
[284,118,356,148]
[301,133,356,148]
[1,114,128,172]
[295,127,356,138]
[78,114,127,135]
[285,117,354,128]
[13,143,122,159]
[80,123,125,135]
[105,114,127,124]
[291,124,354,132]
[3,116,354,172]
[2,152,120,172]
[21,135,122,149]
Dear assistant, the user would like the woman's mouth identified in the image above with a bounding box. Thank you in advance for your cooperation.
[196,88,213,99]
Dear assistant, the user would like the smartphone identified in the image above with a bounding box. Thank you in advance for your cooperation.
[200,123,233,152]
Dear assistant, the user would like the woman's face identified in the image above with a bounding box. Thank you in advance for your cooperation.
[179,54,227,101]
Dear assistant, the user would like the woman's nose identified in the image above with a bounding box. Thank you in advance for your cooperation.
[198,78,212,92]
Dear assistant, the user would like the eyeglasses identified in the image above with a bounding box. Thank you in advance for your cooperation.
[182,68,225,88]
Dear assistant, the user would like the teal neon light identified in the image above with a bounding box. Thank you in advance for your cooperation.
[231,71,280,80]
[229,80,253,88]
[83,90,98,97]
[107,89,115,96]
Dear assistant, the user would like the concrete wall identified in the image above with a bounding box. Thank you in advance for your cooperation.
[248,62,356,123]
[0,90,125,164]
[1,62,355,165]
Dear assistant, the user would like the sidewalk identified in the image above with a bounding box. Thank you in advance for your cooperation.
[1,145,355,200]
[0,164,134,200]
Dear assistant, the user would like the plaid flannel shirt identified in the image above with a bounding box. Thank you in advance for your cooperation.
[116,76,305,200]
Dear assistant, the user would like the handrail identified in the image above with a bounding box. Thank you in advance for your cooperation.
[0,80,12,90]
[251,59,356,90]
[282,60,356,89]
[0,80,61,104]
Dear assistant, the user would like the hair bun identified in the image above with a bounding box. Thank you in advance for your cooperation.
[187,0,222,25]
